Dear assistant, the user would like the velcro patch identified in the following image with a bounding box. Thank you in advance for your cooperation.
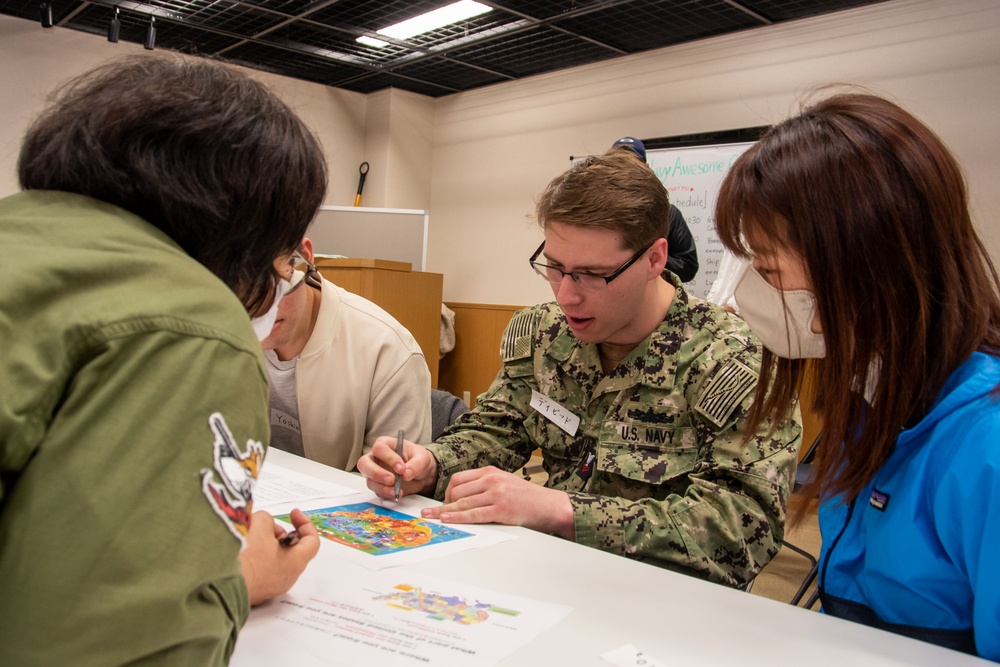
[694,359,757,428]
[200,412,263,549]
[501,311,534,362]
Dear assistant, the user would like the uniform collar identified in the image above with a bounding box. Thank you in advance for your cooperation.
[544,275,690,390]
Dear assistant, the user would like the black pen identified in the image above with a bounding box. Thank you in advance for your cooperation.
[279,529,300,547]
[394,429,404,501]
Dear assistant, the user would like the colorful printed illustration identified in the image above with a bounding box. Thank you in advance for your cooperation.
[200,412,264,547]
[375,584,521,625]
[279,503,472,555]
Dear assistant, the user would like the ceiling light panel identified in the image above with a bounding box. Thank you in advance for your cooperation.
[313,0,515,51]
[377,0,491,39]
[357,35,390,48]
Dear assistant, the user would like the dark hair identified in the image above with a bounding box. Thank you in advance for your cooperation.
[18,54,328,315]
[536,148,670,251]
[716,92,1000,515]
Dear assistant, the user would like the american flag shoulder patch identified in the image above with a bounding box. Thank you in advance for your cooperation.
[694,359,758,428]
[501,311,534,362]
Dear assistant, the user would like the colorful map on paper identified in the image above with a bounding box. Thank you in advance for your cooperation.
[279,502,472,555]
[375,584,521,625]
[232,567,573,667]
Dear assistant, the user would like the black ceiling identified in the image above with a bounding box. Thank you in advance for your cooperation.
[4,0,891,97]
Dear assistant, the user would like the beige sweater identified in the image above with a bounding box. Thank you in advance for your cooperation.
[294,278,431,470]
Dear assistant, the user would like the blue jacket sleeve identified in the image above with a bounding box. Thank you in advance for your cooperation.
[937,410,1000,661]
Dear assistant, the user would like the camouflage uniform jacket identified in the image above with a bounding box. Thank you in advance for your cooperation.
[425,277,801,587]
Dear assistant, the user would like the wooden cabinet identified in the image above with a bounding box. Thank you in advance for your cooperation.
[437,302,525,404]
[314,258,443,387]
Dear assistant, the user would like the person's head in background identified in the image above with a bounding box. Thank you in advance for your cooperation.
[531,148,672,351]
[17,53,328,320]
[715,91,1000,511]
[612,135,647,162]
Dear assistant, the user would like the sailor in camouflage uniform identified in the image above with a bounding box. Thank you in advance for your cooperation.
[358,149,801,588]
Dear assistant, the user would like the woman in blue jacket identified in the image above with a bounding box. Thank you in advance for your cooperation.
[714,92,1000,660]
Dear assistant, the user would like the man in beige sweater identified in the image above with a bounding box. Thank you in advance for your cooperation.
[260,238,432,470]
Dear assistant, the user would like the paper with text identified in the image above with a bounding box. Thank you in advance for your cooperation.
[232,567,573,667]
[253,462,356,511]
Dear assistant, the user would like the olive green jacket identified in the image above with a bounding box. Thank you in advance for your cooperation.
[0,191,268,665]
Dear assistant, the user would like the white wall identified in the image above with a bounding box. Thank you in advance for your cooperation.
[427,0,1000,305]
[0,14,369,207]
[362,88,435,210]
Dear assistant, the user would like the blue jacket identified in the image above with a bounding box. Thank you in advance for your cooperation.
[818,351,1000,661]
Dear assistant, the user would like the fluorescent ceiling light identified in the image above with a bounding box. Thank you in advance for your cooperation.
[357,35,390,48]
[378,0,492,40]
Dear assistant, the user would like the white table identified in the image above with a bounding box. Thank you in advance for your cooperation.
[234,449,991,666]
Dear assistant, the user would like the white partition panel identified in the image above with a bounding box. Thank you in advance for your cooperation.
[307,206,428,271]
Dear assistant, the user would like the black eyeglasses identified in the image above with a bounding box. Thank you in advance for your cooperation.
[284,249,322,295]
[529,240,655,291]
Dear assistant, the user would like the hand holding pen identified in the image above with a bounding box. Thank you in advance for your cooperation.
[394,429,405,501]
[356,433,439,500]
[240,508,319,606]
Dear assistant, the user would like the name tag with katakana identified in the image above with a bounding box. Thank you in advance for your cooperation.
[530,390,580,437]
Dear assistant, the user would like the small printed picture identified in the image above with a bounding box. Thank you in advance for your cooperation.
[277,502,473,556]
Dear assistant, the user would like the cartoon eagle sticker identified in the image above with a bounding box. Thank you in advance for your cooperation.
[200,412,264,548]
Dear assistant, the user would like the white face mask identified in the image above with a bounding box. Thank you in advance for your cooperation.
[250,277,290,342]
[734,265,826,359]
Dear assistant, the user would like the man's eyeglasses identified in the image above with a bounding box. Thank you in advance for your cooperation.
[528,240,654,291]
[285,250,322,295]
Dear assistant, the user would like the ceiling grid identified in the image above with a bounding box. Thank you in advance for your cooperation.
[1,0,891,96]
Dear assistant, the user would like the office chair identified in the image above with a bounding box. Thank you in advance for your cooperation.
[430,389,469,441]
[787,430,821,608]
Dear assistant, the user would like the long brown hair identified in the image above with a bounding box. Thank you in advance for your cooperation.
[715,93,1000,514]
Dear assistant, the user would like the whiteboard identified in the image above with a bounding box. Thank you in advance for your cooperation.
[647,142,755,300]
[305,206,429,271]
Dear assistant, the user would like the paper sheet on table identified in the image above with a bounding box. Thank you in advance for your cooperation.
[275,495,515,570]
[254,462,356,510]
[231,566,573,667]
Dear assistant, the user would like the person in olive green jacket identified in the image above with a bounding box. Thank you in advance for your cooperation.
[0,55,326,665]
